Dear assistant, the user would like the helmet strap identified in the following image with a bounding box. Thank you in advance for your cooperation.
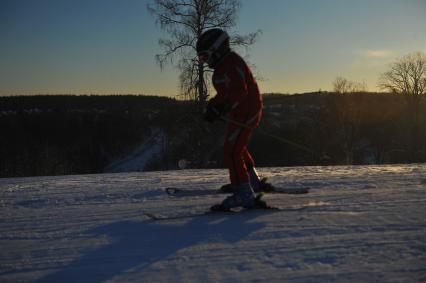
[208,49,231,68]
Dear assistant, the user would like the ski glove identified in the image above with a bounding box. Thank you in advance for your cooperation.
[204,102,231,123]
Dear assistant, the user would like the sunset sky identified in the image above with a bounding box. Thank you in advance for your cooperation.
[1,0,425,96]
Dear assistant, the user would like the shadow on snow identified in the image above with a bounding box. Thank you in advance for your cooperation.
[36,212,270,282]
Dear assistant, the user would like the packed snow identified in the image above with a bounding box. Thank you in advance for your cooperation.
[0,164,425,282]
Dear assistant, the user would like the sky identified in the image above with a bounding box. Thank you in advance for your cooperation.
[0,0,425,97]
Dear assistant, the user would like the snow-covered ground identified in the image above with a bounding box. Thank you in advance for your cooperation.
[1,164,425,282]
[104,128,165,173]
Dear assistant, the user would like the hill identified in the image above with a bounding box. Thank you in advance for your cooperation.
[0,164,425,282]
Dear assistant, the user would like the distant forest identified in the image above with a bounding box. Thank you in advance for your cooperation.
[1,93,425,178]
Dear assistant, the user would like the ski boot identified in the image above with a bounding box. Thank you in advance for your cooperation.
[220,166,263,193]
[257,178,275,192]
[220,177,275,194]
[211,183,257,211]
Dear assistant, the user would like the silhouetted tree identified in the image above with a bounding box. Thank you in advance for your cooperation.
[332,77,367,164]
[379,51,426,161]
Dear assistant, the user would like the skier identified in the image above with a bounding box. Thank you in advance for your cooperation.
[196,28,263,211]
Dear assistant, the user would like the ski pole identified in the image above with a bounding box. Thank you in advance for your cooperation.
[219,115,320,157]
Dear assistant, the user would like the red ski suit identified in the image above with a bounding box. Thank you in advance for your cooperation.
[208,51,263,186]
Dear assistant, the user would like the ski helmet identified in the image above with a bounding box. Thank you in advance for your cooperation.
[196,29,230,67]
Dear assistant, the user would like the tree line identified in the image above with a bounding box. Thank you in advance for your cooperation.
[0,95,185,177]
[1,93,424,178]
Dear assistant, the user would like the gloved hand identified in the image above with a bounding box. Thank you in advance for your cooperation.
[203,104,221,123]
[203,102,231,123]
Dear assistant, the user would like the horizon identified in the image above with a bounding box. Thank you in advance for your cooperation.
[0,89,392,98]
[1,0,425,97]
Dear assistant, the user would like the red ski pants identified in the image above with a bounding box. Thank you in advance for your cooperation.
[223,122,255,187]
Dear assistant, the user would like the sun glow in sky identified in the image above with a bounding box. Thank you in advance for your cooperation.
[1,0,425,96]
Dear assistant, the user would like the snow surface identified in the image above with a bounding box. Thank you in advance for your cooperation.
[104,128,165,173]
[1,164,425,282]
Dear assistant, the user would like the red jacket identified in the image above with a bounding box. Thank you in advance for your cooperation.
[209,51,263,127]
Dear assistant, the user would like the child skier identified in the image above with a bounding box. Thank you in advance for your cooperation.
[196,28,263,211]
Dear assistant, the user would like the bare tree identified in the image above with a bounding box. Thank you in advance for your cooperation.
[147,0,260,111]
[379,51,426,160]
[333,76,367,94]
[332,77,368,164]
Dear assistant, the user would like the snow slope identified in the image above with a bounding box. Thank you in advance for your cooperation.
[0,164,425,282]
[104,128,165,173]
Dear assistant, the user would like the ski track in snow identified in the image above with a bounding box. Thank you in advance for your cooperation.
[0,164,425,282]
[104,128,165,173]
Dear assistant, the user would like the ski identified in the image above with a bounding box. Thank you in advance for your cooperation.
[143,205,307,221]
[165,186,309,197]
[165,178,309,197]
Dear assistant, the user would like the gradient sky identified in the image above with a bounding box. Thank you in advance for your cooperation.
[1,0,425,96]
